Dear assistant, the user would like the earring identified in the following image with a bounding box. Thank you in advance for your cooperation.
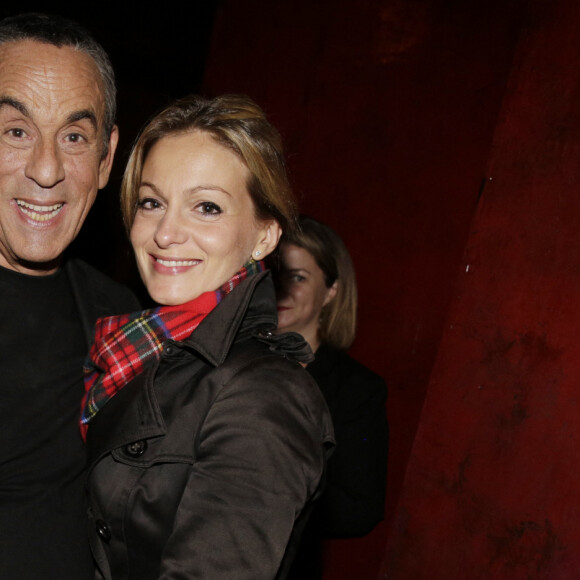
[255,250,262,257]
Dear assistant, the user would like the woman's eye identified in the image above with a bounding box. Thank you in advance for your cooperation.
[138,197,161,210]
[291,274,306,283]
[197,202,222,215]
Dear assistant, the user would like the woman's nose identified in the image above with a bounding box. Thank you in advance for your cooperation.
[153,210,188,248]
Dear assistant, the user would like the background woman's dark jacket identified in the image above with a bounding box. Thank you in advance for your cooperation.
[85,272,335,580]
[289,344,389,579]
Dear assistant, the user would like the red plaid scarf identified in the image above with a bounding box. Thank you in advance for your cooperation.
[80,260,264,440]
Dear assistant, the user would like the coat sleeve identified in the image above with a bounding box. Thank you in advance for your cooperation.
[158,356,333,580]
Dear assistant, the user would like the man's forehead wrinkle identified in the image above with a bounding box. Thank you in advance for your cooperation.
[0,43,105,131]
[0,87,99,131]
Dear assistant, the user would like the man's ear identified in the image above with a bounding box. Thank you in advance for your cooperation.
[98,125,119,190]
[323,280,338,306]
[253,220,282,260]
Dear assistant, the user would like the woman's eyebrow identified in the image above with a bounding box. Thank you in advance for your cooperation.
[288,267,310,274]
[184,184,232,197]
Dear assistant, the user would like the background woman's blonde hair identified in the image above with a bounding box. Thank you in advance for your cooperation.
[121,94,297,237]
[284,215,358,350]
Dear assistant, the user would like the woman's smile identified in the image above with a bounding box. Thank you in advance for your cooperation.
[151,254,202,273]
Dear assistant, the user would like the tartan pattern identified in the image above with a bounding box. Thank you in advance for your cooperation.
[80,259,264,439]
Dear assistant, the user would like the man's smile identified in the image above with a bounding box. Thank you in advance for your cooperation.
[16,199,64,223]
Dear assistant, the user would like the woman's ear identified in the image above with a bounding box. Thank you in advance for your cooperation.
[253,221,282,260]
[323,280,338,306]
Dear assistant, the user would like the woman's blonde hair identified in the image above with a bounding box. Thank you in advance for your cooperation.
[121,94,296,236]
[284,215,357,350]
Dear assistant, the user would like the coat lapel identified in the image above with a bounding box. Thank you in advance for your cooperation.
[86,365,166,466]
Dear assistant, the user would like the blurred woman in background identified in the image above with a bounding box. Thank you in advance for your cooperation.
[275,215,389,579]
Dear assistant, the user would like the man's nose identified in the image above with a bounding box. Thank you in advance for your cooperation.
[24,138,65,188]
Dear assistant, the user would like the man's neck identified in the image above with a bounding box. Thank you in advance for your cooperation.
[0,257,61,277]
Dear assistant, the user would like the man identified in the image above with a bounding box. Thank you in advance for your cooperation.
[0,13,139,579]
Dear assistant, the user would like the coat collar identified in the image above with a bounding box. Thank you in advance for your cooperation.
[181,270,278,366]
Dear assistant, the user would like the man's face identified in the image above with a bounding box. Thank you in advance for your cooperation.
[0,40,118,275]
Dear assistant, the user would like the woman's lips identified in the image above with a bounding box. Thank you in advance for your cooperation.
[156,258,199,267]
[151,255,201,273]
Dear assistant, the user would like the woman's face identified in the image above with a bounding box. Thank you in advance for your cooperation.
[131,131,279,305]
[276,243,337,345]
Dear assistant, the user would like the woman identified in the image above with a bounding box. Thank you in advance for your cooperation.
[274,215,389,579]
[80,96,334,580]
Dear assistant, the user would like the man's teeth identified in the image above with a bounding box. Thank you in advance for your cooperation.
[17,200,64,222]
[157,258,199,267]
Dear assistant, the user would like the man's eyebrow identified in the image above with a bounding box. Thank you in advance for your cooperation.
[0,96,30,117]
[67,109,98,130]
[0,99,98,132]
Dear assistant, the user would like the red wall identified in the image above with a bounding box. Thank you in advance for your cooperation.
[200,0,580,576]
[384,0,580,576]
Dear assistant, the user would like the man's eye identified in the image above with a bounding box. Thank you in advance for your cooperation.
[197,202,222,215]
[65,133,86,143]
[7,128,26,138]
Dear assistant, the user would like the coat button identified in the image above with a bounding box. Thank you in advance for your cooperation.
[125,440,147,457]
[164,345,174,355]
[96,519,111,543]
